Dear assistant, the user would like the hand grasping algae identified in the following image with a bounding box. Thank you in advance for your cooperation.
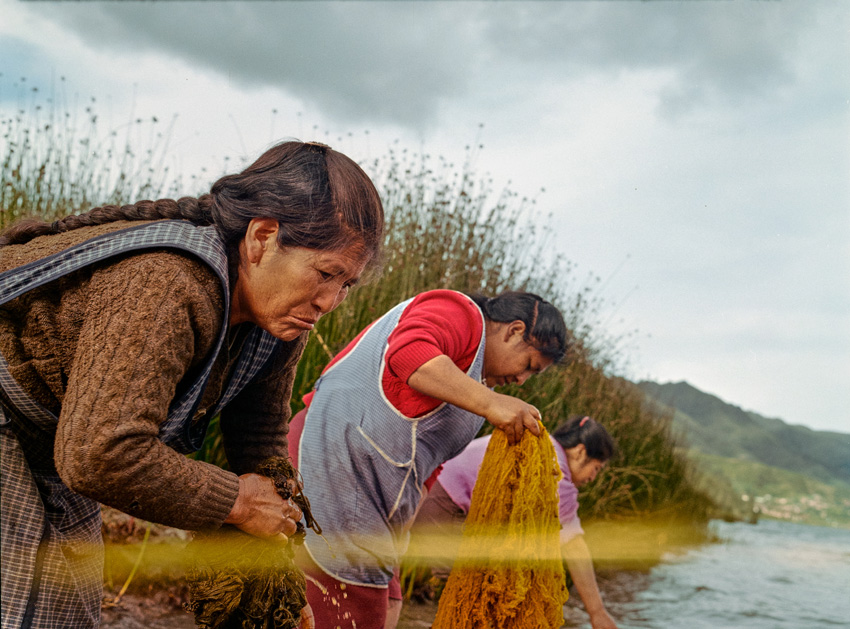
[185,457,320,629]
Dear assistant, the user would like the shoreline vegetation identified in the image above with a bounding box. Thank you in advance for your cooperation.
[4,87,753,619]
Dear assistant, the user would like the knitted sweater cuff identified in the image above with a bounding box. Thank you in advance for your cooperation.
[194,465,241,528]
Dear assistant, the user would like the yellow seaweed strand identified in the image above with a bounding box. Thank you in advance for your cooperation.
[433,424,568,629]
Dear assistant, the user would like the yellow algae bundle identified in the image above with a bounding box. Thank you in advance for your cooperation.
[432,425,568,629]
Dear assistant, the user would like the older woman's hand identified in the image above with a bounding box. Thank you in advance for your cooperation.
[225,473,303,540]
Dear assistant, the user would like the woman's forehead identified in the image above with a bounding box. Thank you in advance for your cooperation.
[315,246,368,274]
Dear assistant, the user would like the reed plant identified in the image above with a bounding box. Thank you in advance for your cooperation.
[287,146,625,407]
[3,89,718,600]
[1,76,182,229]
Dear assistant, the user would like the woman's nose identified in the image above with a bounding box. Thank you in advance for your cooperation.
[313,285,346,314]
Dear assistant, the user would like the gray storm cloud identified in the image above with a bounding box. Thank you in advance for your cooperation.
[479,1,818,115]
[31,1,832,127]
[34,2,480,126]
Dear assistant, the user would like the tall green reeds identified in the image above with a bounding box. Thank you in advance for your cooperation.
[3,88,717,579]
[1,76,181,229]
[282,146,716,526]
[288,146,623,407]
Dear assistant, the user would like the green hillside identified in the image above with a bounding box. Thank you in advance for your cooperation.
[638,381,850,527]
[637,381,850,485]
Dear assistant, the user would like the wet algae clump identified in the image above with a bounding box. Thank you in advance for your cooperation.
[186,457,321,629]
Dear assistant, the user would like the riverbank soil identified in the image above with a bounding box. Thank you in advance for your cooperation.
[102,593,195,629]
[99,568,648,628]
[99,507,651,628]
[101,507,193,628]
[561,569,650,626]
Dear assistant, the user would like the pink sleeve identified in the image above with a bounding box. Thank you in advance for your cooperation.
[553,435,584,543]
[559,516,584,545]
[435,436,492,512]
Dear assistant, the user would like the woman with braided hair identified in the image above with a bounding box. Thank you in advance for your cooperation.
[285,289,569,628]
[0,140,383,629]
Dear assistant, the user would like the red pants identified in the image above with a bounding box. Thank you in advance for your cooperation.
[297,548,401,629]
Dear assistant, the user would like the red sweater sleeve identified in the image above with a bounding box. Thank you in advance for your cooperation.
[303,291,484,418]
[383,290,483,417]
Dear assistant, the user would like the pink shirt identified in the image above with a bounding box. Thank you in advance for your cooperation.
[436,434,585,545]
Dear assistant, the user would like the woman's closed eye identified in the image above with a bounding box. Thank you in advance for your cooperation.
[317,268,359,290]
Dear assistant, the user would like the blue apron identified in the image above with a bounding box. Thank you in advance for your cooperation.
[0,220,280,628]
[298,292,487,587]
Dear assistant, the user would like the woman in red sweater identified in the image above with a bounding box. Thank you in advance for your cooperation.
[289,289,569,628]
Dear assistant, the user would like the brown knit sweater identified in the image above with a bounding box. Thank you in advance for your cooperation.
[0,221,307,530]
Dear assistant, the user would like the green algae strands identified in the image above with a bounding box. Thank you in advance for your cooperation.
[185,457,319,629]
[433,426,568,629]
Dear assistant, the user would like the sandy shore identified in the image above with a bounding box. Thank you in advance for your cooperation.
[100,595,438,629]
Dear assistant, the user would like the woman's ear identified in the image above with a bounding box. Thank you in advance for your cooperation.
[504,319,527,342]
[243,218,279,264]
[565,442,587,466]
[571,443,587,465]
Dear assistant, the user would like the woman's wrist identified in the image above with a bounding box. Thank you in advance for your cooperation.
[585,600,606,616]
[224,475,250,525]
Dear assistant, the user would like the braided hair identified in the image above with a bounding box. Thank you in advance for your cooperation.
[0,197,213,246]
[467,291,570,363]
[0,141,384,266]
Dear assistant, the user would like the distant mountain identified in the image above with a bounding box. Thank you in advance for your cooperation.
[637,381,850,487]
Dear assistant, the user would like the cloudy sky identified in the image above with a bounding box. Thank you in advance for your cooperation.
[3,0,848,434]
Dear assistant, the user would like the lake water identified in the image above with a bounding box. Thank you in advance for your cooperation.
[564,519,850,628]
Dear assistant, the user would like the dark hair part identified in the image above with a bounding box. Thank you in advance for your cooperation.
[467,291,569,363]
[0,141,384,265]
[552,414,617,461]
